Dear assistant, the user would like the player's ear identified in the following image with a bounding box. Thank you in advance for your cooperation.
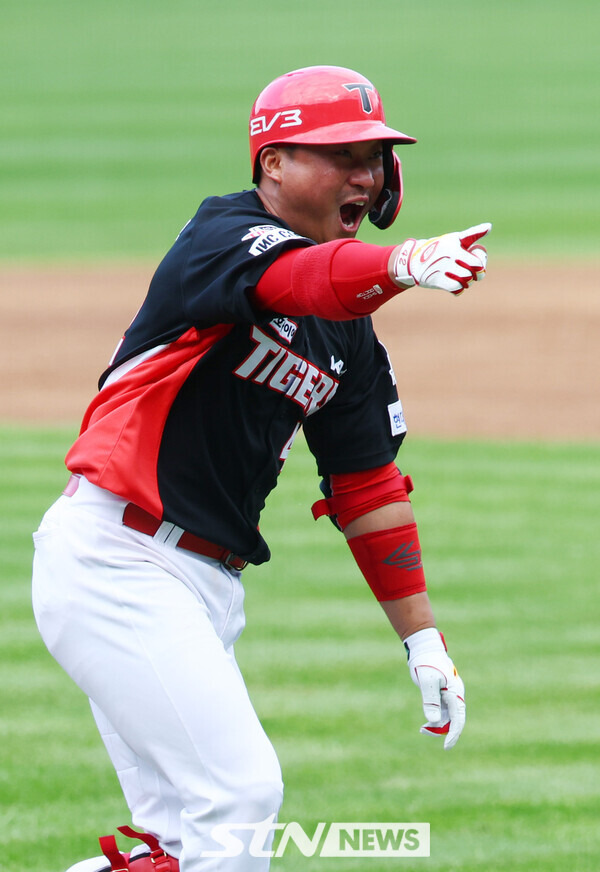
[259,147,284,184]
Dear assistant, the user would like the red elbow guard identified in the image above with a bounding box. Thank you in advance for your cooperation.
[347,523,427,602]
[311,463,413,529]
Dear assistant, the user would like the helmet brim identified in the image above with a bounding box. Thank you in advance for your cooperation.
[252,121,416,183]
[270,120,417,147]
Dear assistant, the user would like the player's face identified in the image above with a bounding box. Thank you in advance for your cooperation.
[264,141,385,244]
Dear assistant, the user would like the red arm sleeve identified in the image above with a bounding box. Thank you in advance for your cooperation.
[252,239,402,320]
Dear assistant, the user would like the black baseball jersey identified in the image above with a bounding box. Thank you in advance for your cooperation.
[66,190,406,564]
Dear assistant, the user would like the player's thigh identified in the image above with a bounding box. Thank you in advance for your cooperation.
[33,508,281,803]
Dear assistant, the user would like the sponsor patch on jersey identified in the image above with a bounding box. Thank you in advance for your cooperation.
[387,399,407,437]
[269,316,298,344]
[242,225,303,257]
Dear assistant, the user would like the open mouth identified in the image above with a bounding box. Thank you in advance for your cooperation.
[339,202,365,230]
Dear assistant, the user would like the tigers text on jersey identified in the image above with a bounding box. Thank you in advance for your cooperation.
[66,190,405,565]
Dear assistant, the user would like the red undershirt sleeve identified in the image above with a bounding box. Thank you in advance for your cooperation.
[252,239,402,320]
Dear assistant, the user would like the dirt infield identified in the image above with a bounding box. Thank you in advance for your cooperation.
[1,261,598,440]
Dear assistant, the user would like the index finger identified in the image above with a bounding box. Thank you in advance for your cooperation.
[459,222,492,250]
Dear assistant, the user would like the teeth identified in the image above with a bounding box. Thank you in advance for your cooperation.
[340,203,362,227]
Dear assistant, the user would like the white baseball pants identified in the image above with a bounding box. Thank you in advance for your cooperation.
[32,476,284,871]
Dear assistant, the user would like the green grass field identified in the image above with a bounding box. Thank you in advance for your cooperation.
[1,428,599,871]
[1,0,599,869]
[1,0,599,261]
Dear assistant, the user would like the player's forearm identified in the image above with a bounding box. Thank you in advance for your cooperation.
[379,592,436,641]
[312,467,438,639]
[342,504,436,640]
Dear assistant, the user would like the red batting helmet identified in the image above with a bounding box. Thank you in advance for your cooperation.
[249,65,417,229]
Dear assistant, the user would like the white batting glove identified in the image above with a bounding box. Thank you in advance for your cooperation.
[404,627,466,750]
[393,223,492,295]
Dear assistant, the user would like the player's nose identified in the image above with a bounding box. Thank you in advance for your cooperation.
[347,160,376,189]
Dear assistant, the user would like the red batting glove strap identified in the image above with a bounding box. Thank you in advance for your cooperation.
[347,522,427,601]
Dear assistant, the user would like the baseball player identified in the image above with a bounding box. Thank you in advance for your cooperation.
[32,65,490,872]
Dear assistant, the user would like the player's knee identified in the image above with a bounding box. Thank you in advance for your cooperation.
[257,776,285,818]
[235,775,284,822]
